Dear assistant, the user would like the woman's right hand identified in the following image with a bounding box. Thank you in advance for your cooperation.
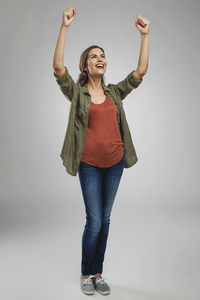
[62,6,76,27]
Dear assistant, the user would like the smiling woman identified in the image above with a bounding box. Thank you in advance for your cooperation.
[52,4,148,296]
[77,45,107,86]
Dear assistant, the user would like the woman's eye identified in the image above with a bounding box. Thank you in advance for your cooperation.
[91,56,105,58]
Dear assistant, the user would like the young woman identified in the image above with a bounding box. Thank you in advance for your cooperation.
[53,6,149,296]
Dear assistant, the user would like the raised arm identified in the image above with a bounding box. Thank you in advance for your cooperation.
[133,14,150,79]
[111,14,149,101]
[53,7,78,102]
[53,6,76,76]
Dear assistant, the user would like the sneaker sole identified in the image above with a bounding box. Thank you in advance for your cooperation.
[81,289,95,295]
[96,289,110,295]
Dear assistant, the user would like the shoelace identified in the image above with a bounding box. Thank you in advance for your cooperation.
[81,275,95,286]
[95,276,107,285]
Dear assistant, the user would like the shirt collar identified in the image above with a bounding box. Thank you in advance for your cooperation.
[82,82,111,94]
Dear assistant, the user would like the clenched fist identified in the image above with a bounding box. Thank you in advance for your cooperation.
[135,15,150,34]
[62,6,76,27]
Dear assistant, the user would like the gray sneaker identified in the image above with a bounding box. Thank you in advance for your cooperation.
[80,274,95,295]
[93,276,111,295]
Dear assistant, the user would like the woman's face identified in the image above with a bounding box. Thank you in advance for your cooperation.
[84,48,107,78]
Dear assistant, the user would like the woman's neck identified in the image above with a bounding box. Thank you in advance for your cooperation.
[87,77,103,92]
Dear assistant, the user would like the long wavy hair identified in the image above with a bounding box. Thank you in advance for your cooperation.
[77,45,106,86]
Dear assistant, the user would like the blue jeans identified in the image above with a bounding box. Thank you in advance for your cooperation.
[78,154,125,275]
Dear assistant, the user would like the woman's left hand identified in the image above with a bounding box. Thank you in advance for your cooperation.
[135,14,150,34]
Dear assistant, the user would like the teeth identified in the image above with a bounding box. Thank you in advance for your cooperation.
[96,64,104,67]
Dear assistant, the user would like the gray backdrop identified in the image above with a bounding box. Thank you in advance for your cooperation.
[1,0,200,299]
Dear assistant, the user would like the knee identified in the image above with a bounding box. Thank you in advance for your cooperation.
[85,216,102,233]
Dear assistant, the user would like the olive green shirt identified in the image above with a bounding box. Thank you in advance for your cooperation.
[53,66,143,176]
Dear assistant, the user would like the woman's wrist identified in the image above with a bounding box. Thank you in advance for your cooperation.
[61,24,70,29]
[141,32,149,36]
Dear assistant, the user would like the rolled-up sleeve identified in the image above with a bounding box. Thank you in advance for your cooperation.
[111,70,143,101]
[53,66,78,102]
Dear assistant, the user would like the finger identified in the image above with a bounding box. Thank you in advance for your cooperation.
[141,17,147,24]
[66,7,74,17]
[138,15,143,21]
[139,17,145,26]
[137,15,143,24]
[138,16,143,22]
[136,16,140,23]
[67,11,73,18]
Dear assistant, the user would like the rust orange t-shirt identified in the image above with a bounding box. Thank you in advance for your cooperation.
[80,95,124,167]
